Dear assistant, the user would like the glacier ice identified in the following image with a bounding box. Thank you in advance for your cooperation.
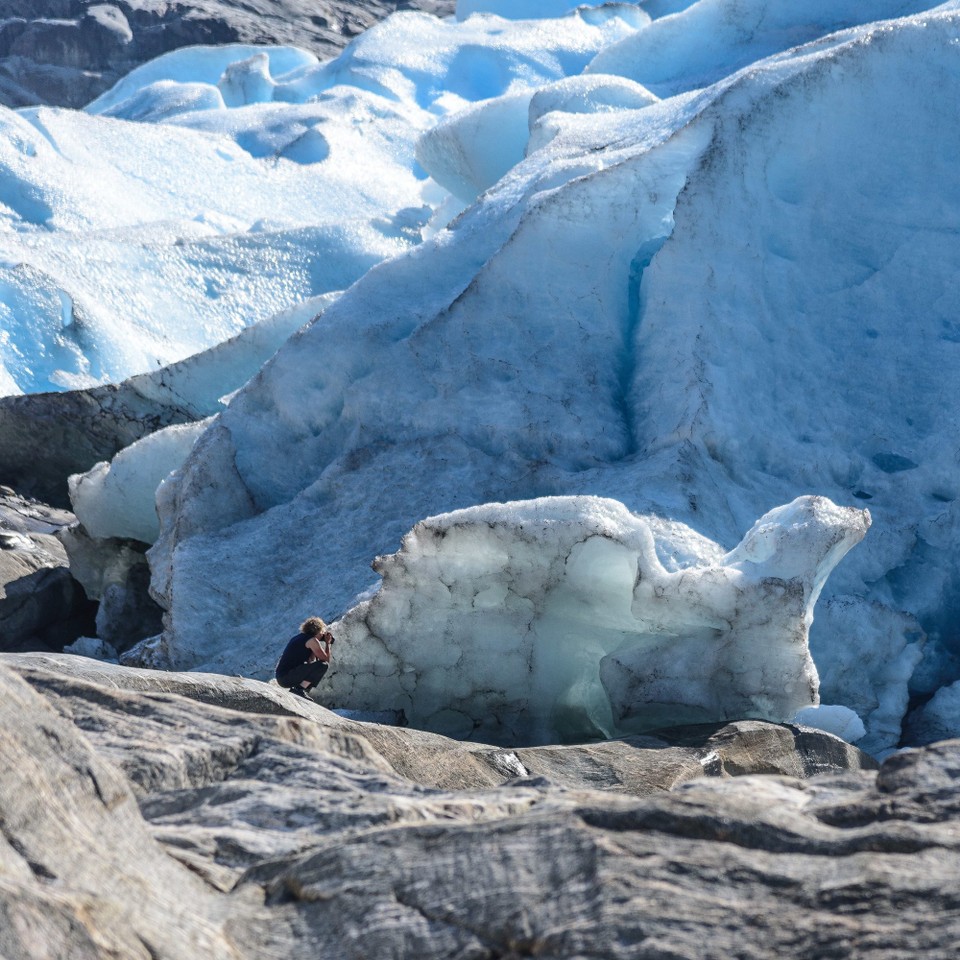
[416,90,534,203]
[0,8,644,395]
[323,495,868,744]
[0,97,417,394]
[69,420,210,545]
[808,599,923,757]
[455,1,622,21]
[141,4,960,754]
[587,0,943,97]
[904,680,960,745]
[792,705,866,745]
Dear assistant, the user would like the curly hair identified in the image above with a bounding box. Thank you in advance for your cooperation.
[300,616,327,637]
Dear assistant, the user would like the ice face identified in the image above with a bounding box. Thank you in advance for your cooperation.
[417,73,661,202]
[323,495,868,745]
[69,420,211,545]
[793,704,866,745]
[416,90,534,203]
[145,6,960,755]
[587,0,943,97]
[904,679,960,746]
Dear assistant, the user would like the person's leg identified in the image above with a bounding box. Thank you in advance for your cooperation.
[278,661,328,693]
[278,663,313,690]
[304,661,328,691]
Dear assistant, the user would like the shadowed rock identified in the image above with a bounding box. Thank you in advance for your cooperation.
[0,383,197,507]
[0,491,96,650]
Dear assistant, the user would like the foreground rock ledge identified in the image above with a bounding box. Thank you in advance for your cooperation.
[2,654,958,959]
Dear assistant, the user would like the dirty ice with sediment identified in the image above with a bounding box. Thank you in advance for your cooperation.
[8,0,960,755]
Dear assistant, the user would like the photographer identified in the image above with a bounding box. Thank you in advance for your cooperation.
[275,616,335,699]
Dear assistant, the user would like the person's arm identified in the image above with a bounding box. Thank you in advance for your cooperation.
[306,634,332,662]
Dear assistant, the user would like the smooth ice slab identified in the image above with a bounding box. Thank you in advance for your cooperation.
[325,495,869,744]
[69,420,211,545]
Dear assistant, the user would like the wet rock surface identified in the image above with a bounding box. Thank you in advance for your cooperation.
[0,0,456,108]
[2,654,958,958]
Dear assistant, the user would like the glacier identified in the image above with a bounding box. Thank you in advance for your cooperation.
[326,495,868,744]
[5,0,960,751]
[130,0,960,754]
[0,11,643,394]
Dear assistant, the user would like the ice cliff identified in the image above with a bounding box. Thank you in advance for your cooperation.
[120,1,959,752]
[4,0,960,751]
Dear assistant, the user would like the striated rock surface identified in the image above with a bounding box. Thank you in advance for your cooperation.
[2,652,878,792]
[0,658,248,959]
[0,0,456,109]
[4,654,960,958]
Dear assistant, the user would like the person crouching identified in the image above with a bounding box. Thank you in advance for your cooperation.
[275,616,334,699]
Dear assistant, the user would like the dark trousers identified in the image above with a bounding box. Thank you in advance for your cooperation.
[277,661,328,690]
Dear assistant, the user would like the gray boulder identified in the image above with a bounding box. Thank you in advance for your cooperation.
[0,660,247,959]
[0,0,457,109]
[0,491,95,650]
[2,654,958,958]
[57,523,163,649]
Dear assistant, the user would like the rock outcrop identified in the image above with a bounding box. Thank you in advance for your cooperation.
[0,383,197,507]
[0,0,456,109]
[4,653,959,958]
[2,653,879,793]
[0,491,95,650]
